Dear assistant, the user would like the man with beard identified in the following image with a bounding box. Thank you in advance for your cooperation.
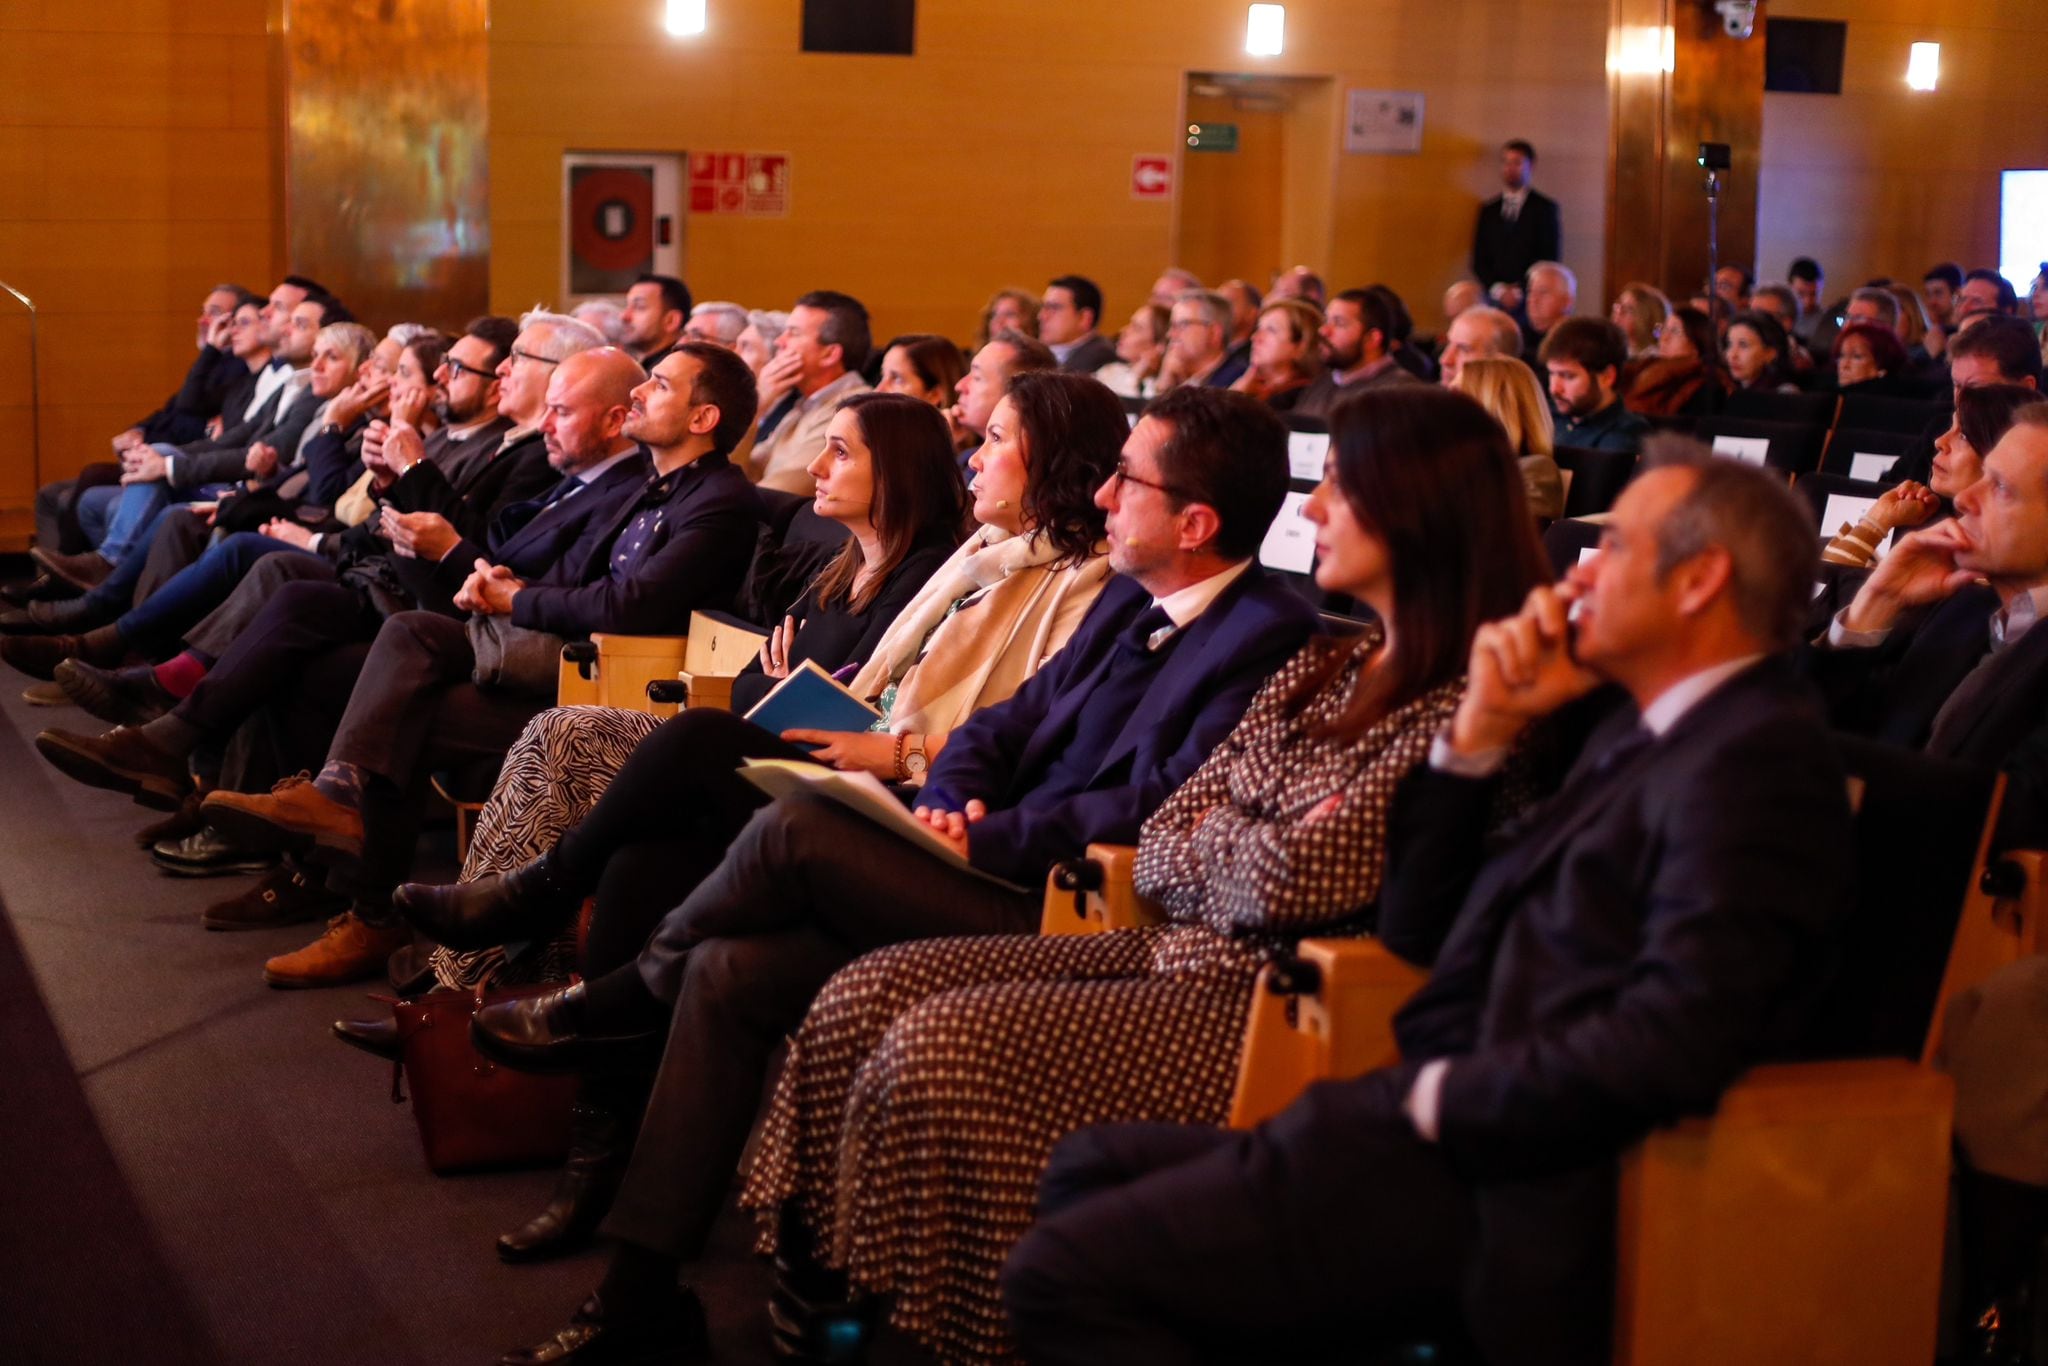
[1294,288,1424,420]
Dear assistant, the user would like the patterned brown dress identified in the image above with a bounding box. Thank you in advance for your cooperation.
[739,635,1463,1363]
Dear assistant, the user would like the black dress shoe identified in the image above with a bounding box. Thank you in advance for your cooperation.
[498,1079,638,1263]
[30,546,113,592]
[151,826,277,878]
[1,571,81,605]
[393,854,578,950]
[501,1289,708,1366]
[471,984,660,1074]
[35,725,194,808]
[0,632,85,681]
[0,596,98,634]
[56,658,174,726]
[135,790,206,849]
[331,1015,404,1062]
[201,862,349,931]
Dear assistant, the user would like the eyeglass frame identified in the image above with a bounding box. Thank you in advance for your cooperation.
[1112,456,1192,502]
[508,347,561,369]
[443,355,498,382]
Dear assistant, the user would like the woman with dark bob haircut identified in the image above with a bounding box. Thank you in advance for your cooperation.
[370,375,1125,1263]
[737,385,1547,1363]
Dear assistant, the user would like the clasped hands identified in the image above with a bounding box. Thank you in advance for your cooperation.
[910,798,985,859]
[455,559,525,616]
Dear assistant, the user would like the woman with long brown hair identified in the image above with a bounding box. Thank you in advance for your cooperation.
[742,385,1549,1363]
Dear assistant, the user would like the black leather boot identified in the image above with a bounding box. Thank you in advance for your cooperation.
[392,850,578,950]
[496,1074,641,1263]
[767,1206,875,1364]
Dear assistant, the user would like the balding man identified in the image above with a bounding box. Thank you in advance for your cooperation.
[1437,305,1523,388]
[193,342,767,985]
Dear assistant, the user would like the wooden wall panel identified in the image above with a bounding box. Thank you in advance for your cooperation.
[0,1,276,550]
[1759,0,2048,291]
[488,0,1613,344]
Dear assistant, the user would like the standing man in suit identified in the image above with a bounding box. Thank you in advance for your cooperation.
[1810,402,2048,777]
[467,387,1321,1365]
[1471,139,1562,313]
[1040,275,1117,375]
[1003,447,1853,1366]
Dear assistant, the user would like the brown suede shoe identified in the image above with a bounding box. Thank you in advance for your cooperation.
[30,546,113,592]
[203,776,364,860]
[263,912,412,989]
[35,725,194,809]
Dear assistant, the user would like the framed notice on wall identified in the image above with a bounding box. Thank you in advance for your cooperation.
[1344,90,1425,155]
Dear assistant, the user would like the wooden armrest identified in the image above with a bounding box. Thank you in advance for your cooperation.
[1039,844,1164,936]
[1616,1059,1952,1365]
[674,670,738,712]
[1225,937,1426,1129]
[554,633,690,713]
[684,612,769,674]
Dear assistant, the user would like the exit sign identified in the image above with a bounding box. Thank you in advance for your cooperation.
[1186,122,1239,153]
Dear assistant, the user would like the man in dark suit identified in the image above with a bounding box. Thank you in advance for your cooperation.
[467,387,1320,1365]
[1809,403,2048,791]
[1040,274,1117,375]
[1003,449,1854,1366]
[1470,138,1561,310]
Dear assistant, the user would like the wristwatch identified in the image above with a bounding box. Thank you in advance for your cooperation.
[894,733,929,780]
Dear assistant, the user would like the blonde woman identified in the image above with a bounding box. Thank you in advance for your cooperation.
[1452,355,1564,519]
[1610,281,1670,361]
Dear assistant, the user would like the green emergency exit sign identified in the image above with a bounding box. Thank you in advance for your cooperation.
[1186,122,1239,152]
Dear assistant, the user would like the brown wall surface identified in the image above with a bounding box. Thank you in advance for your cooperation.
[487,0,1613,344]
[1758,0,2048,294]
[0,0,278,546]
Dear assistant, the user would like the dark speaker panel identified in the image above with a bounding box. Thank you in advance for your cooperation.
[1765,18,1847,95]
[802,0,916,55]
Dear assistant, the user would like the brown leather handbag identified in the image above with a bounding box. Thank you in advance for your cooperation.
[381,983,578,1175]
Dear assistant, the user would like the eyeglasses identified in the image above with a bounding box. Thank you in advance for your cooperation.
[444,356,496,381]
[509,347,560,368]
[1112,458,1189,499]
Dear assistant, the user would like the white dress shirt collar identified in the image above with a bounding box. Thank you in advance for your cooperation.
[1637,653,1767,737]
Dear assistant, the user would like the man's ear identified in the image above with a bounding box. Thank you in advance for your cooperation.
[1672,545,1733,618]
[1178,502,1224,554]
[689,401,722,438]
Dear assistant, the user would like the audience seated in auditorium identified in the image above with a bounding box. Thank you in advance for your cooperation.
[453,386,1318,1366]
[1440,279,1485,333]
[1811,399,2048,778]
[742,387,1547,1363]
[1146,269,1202,309]
[748,291,873,494]
[1037,275,1117,375]
[1923,262,1963,334]
[1957,268,2019,325]
[949,330,1057,473]
[1713,264,1753,313]
[1830,321,1913,397]
[977,288,1039,346]
[1435,305,1522,389]
[1748,283,1815,378]
[1215,278,1261,359]
[1789,256,1827,347]
[1451,357,1563,522]
[1608,281,1669,364]
[1623,303,1726,418]
[1003,445,1852,1366]
[376,375,1119,1264]
[1822,384,2037,570]
[615,274,691,367]
[1155,290,1246,393]
[682,299,748,348]
[1094,303,1169,399]
[1227,298,1322,412]
[1540,318,1649,456]
[1886,315,2043,487]
[22,284,256,580]
[1268,266,1325,309]
[734,309,788,374]
[1294,288,1423,420]
[872,333,966,442]
[1518,260,1575,356]
[1722,309,1798,394]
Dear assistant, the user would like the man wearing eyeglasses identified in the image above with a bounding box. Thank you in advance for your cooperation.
[464,384,1321,1366]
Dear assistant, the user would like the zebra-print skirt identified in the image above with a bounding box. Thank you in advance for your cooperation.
[427,705,664,991]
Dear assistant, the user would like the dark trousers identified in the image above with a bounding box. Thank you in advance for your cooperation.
[178,579,387,739]
[600,791,1038,1259]
[1003,1079,1616,1366]
[116,532,314,653]
[329,610,551,899]
[552,708,810,978]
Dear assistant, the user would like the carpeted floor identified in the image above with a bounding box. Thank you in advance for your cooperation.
[0,565,933,1365]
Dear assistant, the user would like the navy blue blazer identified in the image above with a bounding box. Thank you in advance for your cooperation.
[510,450,765,639]
[919,565,1322,885]
[389,449,651,618]
[1370,657,1852,1179]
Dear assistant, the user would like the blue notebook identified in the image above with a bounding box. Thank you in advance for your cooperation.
[743,658,883,744]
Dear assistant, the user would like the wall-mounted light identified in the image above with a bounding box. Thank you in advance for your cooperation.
[1906,42,1939,91]
[665,0,707,38]
[1246,4,1284,57]
[1609,24,1675,76]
